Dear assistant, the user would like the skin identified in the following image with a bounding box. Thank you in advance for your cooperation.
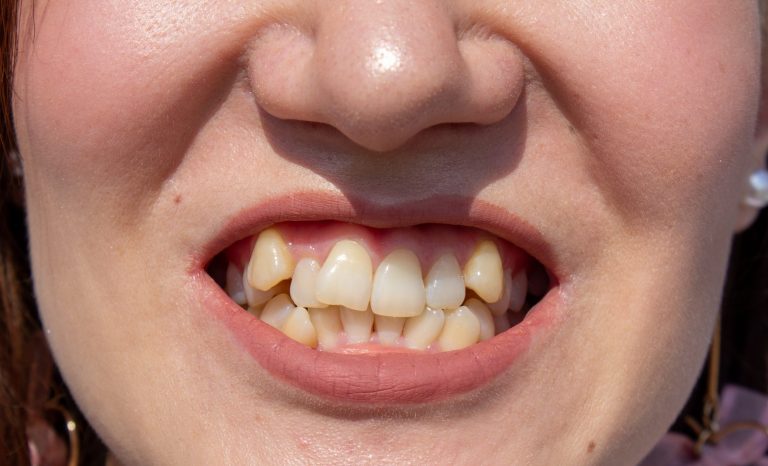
[11,0,768,464]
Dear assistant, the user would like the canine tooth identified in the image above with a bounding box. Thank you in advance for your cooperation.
[494,314,511,334]
[374,315,406,345]
[282,307,318,348]
[290,258,327,308]
[488,269,512,316]
[425,253,465,310]
[247,228,295,291]
[259,294,295,329]
[308,307,343,348]
[464,298,495,341]
[315,240,373,311]
[438,306,480,351]
[371,249,426,317]
[463,240,504,303]
[403,307,445,350]
[340,307,374,344]
[508,270,527,312]
[226,263,247,305]
[244,274,287,307]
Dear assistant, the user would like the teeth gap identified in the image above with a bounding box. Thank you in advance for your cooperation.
[206,232,554,352]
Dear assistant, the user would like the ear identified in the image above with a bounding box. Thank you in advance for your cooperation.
[734,49,768,232]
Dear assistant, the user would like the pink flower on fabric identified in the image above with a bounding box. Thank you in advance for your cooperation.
[640,385,768,466]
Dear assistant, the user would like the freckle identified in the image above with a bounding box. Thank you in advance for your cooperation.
[174,195,182,204]
[587,441,596,453]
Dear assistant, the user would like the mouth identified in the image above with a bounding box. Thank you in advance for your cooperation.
[194,193,564,404]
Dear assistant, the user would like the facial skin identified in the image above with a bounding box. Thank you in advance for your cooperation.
[11,0,767,464]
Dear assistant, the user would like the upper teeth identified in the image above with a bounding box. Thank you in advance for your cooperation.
[226,228,543,352]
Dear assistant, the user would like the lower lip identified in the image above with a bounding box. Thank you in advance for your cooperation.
[198,274,562,404]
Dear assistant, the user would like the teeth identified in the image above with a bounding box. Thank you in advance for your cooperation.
[247,228,295,291]
[308,307,343,349]
[424,253,465,310]
[225,263,247,306]
[290,258,327,308]
[494,314,511,334]
[507,270,527,312]
[281,307,318,347]
[402,307,445,350]
[437,306,481,351]
[259,294,295,329]
[463,298,495,341]
[487,269,512,316]
[463,240,504,303]
[340,306,374,344]
[371,249,426,317]
[315,240,373,311]
[374,315,406,345]
[244,274,287,308]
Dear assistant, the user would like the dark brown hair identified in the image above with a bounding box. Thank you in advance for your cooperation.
[0,1,766,464]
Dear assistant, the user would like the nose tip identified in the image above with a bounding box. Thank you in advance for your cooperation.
[248,2,524,152]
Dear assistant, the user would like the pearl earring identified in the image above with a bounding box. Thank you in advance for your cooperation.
[744,168,768,209]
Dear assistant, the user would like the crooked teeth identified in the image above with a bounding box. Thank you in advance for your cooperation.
[259,294,295,329]
[374,315,406,345]
[371,249,426,318]
[247,228,295,291]
[424,253,465,310]
[308,307,343,348]
[282,306,318,348]
[340,306,374,344]
[463,298,495,341]
[438,306,481,351]
[402,307,445,350]
[225,263,247,306]
[463,240,504,303]
[487,269,512,316]
[315,240,373,311]
[244,274,287,308]
[290,258,327,308]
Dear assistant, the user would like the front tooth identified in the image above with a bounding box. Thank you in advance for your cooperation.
[488,269,512,316]
[282,307,318,348]
[308,307,343,348]
[374,315,406,345]
[340,307,374,344]
[371,249,426,317]
[226,263,247,306]
[403,307,445,350]
[290,258,327,308]
[463,240,503,303]
[424,253,465,310]
[247,228,295,291]
[463,298,495,341]
[507,270,527,312]
[315,240,373,311]
[437,306,481,351]
[259,294,295,329]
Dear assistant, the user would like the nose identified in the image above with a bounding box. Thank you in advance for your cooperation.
[247,1,525,152]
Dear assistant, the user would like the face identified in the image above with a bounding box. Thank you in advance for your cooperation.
[12,0,766,464]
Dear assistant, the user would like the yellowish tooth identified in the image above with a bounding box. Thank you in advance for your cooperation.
[259,294,295,329]
[463,298,495,341]
[508,270,528,312]
[340,306,374,344]
[402,307,445,350]
[463,240,503,303]
[488,269,512,316]
[290,258,327,308]
[281,307,318,348]
[437,306,481,351]
[374,315,406,345]
[308,307,343,349]
[226,263,247,306]
[424,253,465,310]
[247,228,295,291]
[315,240,373,311]
[371,249,426,317]
[244,274,287,308]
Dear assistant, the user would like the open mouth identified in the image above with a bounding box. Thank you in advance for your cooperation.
[196,196,563,404]
[208,221,553,353]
